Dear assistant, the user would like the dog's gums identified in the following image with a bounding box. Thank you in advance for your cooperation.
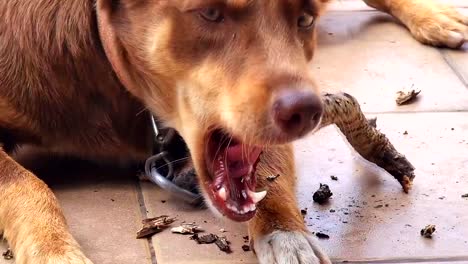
[205,129,266,222]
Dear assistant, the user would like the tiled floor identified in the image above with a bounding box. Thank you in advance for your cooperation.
[1,3,468,264]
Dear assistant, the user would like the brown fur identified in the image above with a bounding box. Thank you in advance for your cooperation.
[0,0,466,263]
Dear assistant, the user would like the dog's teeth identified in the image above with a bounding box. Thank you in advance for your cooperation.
[248,190,267,204]
[241,190,247,199]
[219,187,227,200]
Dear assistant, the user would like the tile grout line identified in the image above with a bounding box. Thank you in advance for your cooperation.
[363,109,468,115]
[333,255,468,263]
[135,180,158,264]
[439,49,468,89]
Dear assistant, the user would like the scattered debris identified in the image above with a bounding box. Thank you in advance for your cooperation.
[330,175,338,181]
[329,209,336,213]
[171,223,203,235]
[403,131,408,135]
[462,194,468,198]
[136,215,176,239]
[438,196,446,200]
[374,205,383,209]
[313,184,333,204]
[242,245,251,251]
[215,236,232,253]
[301,208,308,216]
[396,89,421,105]
[243,235,249,242]
[161,200,166,203]
[420,225,436,238]
[2,248,13,260]
[191,234,231,253]
[316,232,330,239]
[267,174,280,182]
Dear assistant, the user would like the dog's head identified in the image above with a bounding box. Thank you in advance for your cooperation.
[98,0,329,222]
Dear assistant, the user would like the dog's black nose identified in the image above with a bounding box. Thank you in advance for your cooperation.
[272,89,323,137]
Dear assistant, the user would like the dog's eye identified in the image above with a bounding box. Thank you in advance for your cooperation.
[298,12,315,29]
[199,8,224,23]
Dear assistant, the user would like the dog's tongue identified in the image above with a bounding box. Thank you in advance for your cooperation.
[226,144,262,178]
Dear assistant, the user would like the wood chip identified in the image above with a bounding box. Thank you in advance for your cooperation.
[420,224,436,238]
[2,249,13,260]
[171,223,203,235]
[214,236,232,253]
[190,234,218,244]
[191,234,231,253]
[396,89,421,105]
[136,215,176,239]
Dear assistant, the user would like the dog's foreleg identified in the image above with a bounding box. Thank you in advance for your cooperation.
[0,148,93,264]
[363,0,468,48]
[248,144,331,264]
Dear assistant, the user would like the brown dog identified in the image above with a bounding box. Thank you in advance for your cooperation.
[0,0,466,263]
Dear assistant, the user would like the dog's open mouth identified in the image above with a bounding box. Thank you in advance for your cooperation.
[204,129,266,222]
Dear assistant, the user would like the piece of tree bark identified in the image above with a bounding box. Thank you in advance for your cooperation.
[320,93,416,193]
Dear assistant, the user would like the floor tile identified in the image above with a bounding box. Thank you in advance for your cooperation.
[329,0,468,11]
[141,182,257,264]
[3,151,152,264]
[296,112,468,262]
[314,11,468,113]
[440,9,468,88]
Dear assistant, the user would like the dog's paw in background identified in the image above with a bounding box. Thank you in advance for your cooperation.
[13,241,93,264]
[393,0,467,48]
[252,231,331,264]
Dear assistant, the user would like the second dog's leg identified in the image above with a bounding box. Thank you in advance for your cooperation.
[249,145,331,264]
[0,148,92,264]
[363,0,468,48]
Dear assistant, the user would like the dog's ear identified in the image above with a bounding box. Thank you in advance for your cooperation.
[96,0,140,96]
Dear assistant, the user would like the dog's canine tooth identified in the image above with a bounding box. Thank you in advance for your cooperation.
[219,187,227,200]
[248,190,267,204]
[241,190,247,199]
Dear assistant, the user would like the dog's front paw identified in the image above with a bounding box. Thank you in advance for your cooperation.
[253,231,331,264]
[398,2,467,48]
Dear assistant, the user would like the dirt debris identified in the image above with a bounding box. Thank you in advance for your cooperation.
[315,232,330,239]
[313,184,333,204]
[136,215,176,239]
[462,194,468,198]
[396,89,421,105]
[242,245,251,252]
[2,248,13,260]
[330,175,338,181]
[420,225,436,238]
